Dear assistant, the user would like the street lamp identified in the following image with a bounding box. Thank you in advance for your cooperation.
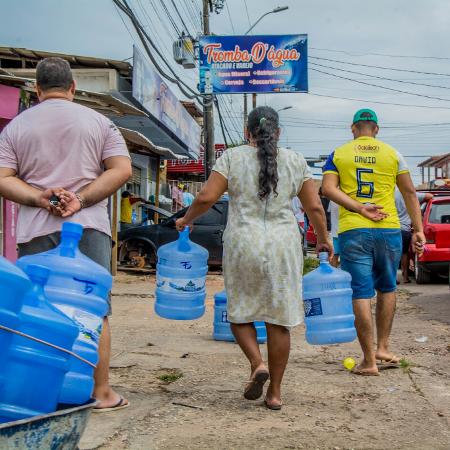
[245,6,289,35]
[243,5,289,135]
[277,106,293,113]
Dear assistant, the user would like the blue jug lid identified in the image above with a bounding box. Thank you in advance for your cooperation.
[62,222,83,237]
[319,252,329,263]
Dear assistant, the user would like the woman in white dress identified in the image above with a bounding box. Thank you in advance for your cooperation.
[176,106,331,410]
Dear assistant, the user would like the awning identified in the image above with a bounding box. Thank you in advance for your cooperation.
[0,47,132,77]
[118,127,187,160]
[0,74,145,117]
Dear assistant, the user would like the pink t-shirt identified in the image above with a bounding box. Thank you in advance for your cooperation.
[0,99,130,243]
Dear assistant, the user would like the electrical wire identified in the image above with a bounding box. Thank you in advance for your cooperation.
[225,1,236,34]
[309,56,450,78]
[243,0,252,29]
[311,68,450,103]
[310,47,450,61]
[158,0,182,36]
[214,96,232,147]
[309,61,450,91]
[170,0,194,36]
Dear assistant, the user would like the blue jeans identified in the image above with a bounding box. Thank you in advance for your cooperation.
[339,228,402,299]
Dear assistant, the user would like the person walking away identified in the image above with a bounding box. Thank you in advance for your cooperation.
[0,57,132,410]
[182,186,195,207]
[176,107,331,409]
[328,200,340,267]
[120,190,151,230]
[395,188,433,283]
[322,109,425,376]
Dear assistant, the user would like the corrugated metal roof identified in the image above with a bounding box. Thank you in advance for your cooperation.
[418,154,450,168]
[0,73,145,117]
[117,127,187,160]
[0,47,132,76]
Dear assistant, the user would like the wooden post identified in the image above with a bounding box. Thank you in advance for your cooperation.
[155,155,161,223]
[111,191,118,276]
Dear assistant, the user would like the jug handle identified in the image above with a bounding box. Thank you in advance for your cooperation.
[178,227,191,252]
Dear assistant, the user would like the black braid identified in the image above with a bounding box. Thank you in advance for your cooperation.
[247,106,279,200]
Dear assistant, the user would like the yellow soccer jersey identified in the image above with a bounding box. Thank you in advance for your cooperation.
[322,136,409,233]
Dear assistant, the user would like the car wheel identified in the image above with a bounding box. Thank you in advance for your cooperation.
[414,254,431,284]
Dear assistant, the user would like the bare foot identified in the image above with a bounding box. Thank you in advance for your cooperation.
[351,361,379,376]
[265,383,282,409]
[94,387,129,410]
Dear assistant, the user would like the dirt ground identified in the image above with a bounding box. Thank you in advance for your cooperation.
[79,272,450,450]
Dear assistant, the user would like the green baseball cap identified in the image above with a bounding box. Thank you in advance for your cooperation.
[353,108,378,124]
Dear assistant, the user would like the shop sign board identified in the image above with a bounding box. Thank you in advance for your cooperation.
[133,46,201,158]
[199,34,308,94]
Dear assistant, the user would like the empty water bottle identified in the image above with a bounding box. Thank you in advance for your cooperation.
[0,265,78,423]
[155,228,208,320]
[213,290,267,343]
[17,222,112,404]
[303,252,356,345]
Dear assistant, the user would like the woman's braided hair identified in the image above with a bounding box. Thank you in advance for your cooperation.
[247,106,280,200]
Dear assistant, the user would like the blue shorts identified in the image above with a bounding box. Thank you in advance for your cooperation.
[339,228,402,299]
[333,237,340,255]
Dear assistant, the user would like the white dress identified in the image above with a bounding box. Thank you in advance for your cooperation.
[213,145,312,328]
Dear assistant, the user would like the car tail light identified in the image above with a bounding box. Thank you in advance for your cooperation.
[424,226,435,244]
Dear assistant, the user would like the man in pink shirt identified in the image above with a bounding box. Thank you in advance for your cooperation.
[0,57,132,411]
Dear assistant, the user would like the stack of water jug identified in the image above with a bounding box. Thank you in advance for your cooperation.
[0,222,112,424]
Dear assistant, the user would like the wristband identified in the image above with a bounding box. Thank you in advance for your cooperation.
[75,193,86,210]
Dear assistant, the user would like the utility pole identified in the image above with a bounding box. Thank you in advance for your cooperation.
[243,93,248,138]
[203,0,215,179]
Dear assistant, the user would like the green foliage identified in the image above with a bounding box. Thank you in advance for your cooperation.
[303,256,320,275]
[158,371,183,383]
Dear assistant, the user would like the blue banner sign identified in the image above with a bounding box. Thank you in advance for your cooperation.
[199,34,308,94]
[133,46,201,158]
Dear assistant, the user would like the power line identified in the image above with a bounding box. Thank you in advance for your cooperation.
[309,56,450,78]
[311,47,450,61]
[243,0,252,29]
[225,1,236,34]
[310,61,450,91]
[170,0,193,36]
[311,68,450,103]
[158,0,181,36]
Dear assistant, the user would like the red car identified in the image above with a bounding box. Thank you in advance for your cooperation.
[412,193,450,284]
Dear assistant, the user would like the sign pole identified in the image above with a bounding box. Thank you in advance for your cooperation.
[203,0,215,179]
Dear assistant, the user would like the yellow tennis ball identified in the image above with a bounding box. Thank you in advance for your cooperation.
[343,357,356,370]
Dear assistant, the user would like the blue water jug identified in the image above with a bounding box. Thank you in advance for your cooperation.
[0,265,78,424]
[213,290,267,343]
[303,252,356,345]
[0,257,32,416]
[17,222,112,405]
[155,228,208,320]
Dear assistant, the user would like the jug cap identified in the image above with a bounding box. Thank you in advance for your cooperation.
[319,252,329,263]
[62,222,83,237]
[25,264,50,285]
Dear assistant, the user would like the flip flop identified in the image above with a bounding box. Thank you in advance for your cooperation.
[264,399,282,411]
[244,369,269,400]
[93,396,130,413]
[351,367,380,376]
[376,355,401,369]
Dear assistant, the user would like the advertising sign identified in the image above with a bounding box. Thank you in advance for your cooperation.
[133,46,201,158]
[167,144,225,174]
[199,34,308,94]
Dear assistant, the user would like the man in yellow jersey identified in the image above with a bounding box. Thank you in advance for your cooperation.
[322,109,425,376]
[120,191,150,230]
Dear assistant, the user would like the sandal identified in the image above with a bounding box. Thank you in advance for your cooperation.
[376,355,401,369]
[351,366,380,376]
[244,369,269,400]
[93,396,130,413]
[264,398,282,411]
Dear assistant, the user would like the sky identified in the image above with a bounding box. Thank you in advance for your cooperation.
[2,0,450,183]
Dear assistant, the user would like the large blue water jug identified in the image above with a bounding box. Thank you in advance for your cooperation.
[17,222,112,404]
[213,290,267,343]
[0,265,78,423]
[0,257,32,415]
[155,228,208,320]
[303,252,356,345]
